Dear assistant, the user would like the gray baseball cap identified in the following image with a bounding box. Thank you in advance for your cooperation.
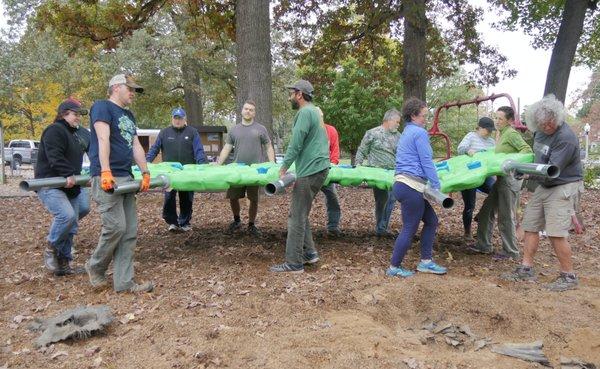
[286,79,314,97]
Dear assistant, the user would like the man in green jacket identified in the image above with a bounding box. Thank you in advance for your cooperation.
[270,80,330,273]
[469,106,532,259]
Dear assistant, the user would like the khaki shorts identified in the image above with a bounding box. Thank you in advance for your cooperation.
[226,186,259,202]
[522,181,583,237]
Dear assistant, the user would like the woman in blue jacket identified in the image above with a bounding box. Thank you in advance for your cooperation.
[387,97,447,277]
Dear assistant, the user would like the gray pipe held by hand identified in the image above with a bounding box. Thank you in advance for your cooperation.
[264,173,296,196]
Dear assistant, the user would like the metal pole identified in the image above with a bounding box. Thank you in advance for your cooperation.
[0,122,5,184]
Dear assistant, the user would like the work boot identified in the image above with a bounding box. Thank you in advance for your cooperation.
[545,273,578,292]
[44,243,58,272]
[125,281,154,293]
[54,257,85,277]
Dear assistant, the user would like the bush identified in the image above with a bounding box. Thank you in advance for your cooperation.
[583,165,600,189]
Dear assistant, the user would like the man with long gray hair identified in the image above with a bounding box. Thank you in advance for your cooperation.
[503,94,583,291]
[355,109,402,237]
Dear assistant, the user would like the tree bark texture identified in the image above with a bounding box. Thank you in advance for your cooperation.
[235,0,273,134]
[181,57,204,126]
[544,0,589,103]
[402,0,427,103]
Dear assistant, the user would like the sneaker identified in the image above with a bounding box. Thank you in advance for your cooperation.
[501,265,537,282]
[180,224,192,232]
[269,262,304,273]
[303,252,320,265]
[386,266,415,278]
[84,261,108,288]
[376,230,395,239]
[247,224,262,237]
[545,273,578,292]
[463,234,475,243]
[225,220,242,234]
[416,261,447,275]
[43,244,58,272]
[124,281,155,293]
[327,229,342,238]
[168,224,180,232]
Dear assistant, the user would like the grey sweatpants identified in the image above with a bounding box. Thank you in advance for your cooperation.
[88,176,138,291]
[285,169,329,265]
[475,176,522,257]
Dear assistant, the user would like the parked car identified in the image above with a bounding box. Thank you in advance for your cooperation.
[3,139,40,167]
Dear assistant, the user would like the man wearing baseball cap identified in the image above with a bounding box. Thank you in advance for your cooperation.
[147,107,206,232]
[85,73,154,293]
[35,98,89,276]
[456,116,497,240]
[270,79,330,273]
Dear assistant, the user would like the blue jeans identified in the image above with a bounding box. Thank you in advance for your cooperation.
[163,190,194,226]
[38,188,81,261]
[373,188,395,234]
[320,183,341,231]
[460,176,495,234]
[390,182,438,267]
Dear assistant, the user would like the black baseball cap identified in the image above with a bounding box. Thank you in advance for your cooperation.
[57,98,88,115]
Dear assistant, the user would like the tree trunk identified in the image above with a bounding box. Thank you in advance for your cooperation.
[181,57,204,125]
[402,0,427,103]
[543,0,589,103]
[235,0,273,134]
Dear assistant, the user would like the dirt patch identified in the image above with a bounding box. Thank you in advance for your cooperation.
[0,185,599,368]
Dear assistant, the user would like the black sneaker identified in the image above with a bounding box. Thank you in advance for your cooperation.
[270,262,304,273]
[247,224,261,237]
[225,221,242,234]
[303,252,320,265]
[327,229,342,238]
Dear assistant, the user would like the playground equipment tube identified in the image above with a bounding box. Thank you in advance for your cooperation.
[264,173,296,196]
[423,186,454,209]
[19,175,91,191]
[501,160,560,179]
[108,174,171,195]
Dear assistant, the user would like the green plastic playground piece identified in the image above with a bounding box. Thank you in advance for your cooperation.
[130,151,533,193]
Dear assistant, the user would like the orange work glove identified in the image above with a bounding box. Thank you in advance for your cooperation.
[140,172,151,192]
[100,170,115,192]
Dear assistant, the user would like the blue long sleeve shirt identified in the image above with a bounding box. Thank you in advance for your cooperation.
[395,122,441,189]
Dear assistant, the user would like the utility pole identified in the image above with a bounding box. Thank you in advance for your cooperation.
[584,123,591,162]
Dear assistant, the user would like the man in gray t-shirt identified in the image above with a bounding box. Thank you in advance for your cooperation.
[215,100,275,236]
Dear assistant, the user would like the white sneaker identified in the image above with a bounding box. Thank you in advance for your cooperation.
[180,224,192,232]
[168,224,180,232]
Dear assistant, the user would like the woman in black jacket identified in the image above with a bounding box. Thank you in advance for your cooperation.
[35,98,88,276]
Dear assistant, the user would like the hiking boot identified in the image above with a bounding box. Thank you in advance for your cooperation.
[44,244,58,272]
[303,251,320,265]
[247,224,261,237]
[124,281,154,293]
[327,228,342,238]
[545,273,578,292]
[269,262,304,274]
[416,261,447,275]
[465,245,493,255]
[54,257,85,277]
[85,261,108,288]
[180,224,192,232]
[168,224,180,232]
[501,265,537,282]
[386,266,415,278]
[225,220,242,234]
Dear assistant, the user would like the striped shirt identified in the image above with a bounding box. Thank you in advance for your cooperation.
[457,131,495,155]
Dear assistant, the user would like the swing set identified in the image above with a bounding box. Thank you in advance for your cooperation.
[428,93,526,160]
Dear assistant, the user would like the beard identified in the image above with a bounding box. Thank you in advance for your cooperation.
[290,98,299,110]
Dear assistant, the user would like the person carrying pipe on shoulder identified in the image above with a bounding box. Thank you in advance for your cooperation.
[35,98,89,277]
[146,107,206,232]
[502,95,583,292]
[467,105,532,260]
[270,80,330,273]
[85,73,153,293]
[386,97,447,278]
[214,100,275,237]
[456,117,497,242]
[315,107,342,238]
[355,109,402,238]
